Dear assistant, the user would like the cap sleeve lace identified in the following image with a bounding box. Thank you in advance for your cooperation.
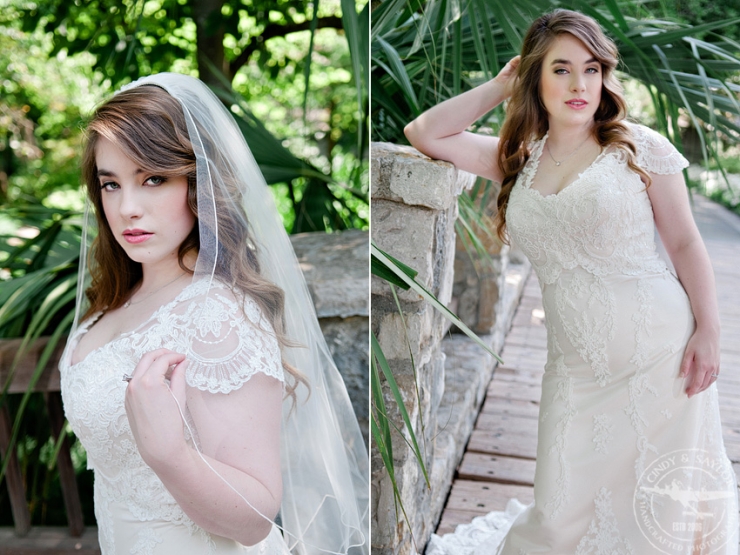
[169,284,284,394]
[630,122,689,175]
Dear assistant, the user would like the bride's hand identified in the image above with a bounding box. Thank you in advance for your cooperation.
[124,348,190,468]
[493,55,521,98]
[680,328,720,398]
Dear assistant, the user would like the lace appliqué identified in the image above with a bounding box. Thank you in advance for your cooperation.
[624,279,659,480]
[130,527,163,555]
[630,123,689,175]
[173,286,284,394]
[542,294,577,519]
[555,273,615,387]
[507,129,672,288]
[575,488,635,555]
[592,414,614,455]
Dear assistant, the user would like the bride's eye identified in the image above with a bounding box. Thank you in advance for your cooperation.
[100,181,119,191]
[145,176,167,186]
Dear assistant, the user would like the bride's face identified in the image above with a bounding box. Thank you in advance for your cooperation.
[95,137,195,270]
[539,33,602,128]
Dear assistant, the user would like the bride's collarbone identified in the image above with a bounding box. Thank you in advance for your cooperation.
[530,143,604,196]
[73,304,158,363]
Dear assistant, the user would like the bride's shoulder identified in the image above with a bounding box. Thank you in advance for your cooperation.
[622,121,689,175]
[173,279,271,328]
[166,279,284,393]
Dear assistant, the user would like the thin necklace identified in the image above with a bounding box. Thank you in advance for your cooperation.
[546,135,591,166]
[123,272,187,309]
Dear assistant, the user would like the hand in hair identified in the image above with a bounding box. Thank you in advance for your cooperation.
[403,58,521,182]
[494,56,521,99]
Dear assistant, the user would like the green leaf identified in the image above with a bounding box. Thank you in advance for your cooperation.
[371,242,503,363]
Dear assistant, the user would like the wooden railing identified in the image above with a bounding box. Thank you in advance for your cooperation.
[0,337,88,544]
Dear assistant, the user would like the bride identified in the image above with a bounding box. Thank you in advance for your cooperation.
[405,9,738,555]
[60,73,368,554]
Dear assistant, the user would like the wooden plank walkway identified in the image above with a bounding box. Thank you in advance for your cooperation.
[435,195,740,536]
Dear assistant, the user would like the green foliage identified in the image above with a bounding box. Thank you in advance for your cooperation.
[4,0,369,233]
[370,243,502,528]
[371,0,740,179]
[0,9,102,205]
[0,204,91,527]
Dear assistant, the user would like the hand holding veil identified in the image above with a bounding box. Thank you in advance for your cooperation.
[71,72,369,554]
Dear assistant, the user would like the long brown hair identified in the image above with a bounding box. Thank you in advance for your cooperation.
[81,85,306,394]
[494,9,651,242]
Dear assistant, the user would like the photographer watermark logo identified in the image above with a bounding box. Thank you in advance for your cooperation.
[633,449,737,554]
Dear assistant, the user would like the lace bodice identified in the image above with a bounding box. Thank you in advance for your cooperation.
[59,279,284,552]
[507,123,689,285]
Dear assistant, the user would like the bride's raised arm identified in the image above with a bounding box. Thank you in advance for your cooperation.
[403,56,520,182]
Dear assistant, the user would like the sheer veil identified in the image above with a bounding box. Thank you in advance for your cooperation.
[71,72,369,554]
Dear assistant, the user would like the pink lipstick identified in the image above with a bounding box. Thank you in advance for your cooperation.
[566,99,588,110]
[123,229,153,244]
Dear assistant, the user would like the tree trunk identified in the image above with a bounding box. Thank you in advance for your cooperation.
[192,0,230,89]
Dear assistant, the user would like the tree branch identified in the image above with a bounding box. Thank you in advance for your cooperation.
[229,16,343,77]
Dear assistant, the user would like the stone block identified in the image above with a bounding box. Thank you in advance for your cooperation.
[375,305,435,363]
[289,230,369,446]
[290,229,368,318]
[453,243,508,335]
[318,316,369,444]
[371,142,474,210]
[371,200,436,301]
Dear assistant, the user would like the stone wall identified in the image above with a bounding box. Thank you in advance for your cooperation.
[290,229,369,444]
[371,143,470,554]
[370,143,528,554]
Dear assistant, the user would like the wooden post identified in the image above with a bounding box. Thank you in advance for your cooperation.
[45,392,84,537]
[0,403,31,536]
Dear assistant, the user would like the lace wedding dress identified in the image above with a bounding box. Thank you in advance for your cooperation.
[428,123,739,554]
[60,279,291,555]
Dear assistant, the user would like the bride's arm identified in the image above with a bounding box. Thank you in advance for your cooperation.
[648,173,720,399]
[404,56,519,182]
[125,349,283,546]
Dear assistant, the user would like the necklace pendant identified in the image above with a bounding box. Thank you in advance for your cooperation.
[556,161,561,166]
[123,301,130,309]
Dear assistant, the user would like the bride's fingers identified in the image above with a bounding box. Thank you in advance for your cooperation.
[698,367,719,394]
[166,359,189,407]
[131,350,186,385]
[686,363,718,397]
[678,351,692,379]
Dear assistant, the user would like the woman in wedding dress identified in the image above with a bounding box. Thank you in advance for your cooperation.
[405,9,738,555]
[59,73,368,554]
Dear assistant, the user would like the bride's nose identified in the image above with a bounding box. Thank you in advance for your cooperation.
[119,187,144,220]
[570,73,586,93]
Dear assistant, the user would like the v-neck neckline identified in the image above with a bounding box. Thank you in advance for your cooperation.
[525,133,608,199]
[66,280,197,369]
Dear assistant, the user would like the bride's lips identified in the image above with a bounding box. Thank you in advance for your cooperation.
[566,99,588,110]
[123,228,153,244]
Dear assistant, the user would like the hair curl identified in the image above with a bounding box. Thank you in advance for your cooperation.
[81,85,307,397]
[494,9,651,243]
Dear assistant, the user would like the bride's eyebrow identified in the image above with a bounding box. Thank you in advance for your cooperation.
[97,168,146,178]
[550,57,598,65]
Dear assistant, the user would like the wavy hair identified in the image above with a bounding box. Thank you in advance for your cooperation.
[81,85,307,396]
[494,9,651,242]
